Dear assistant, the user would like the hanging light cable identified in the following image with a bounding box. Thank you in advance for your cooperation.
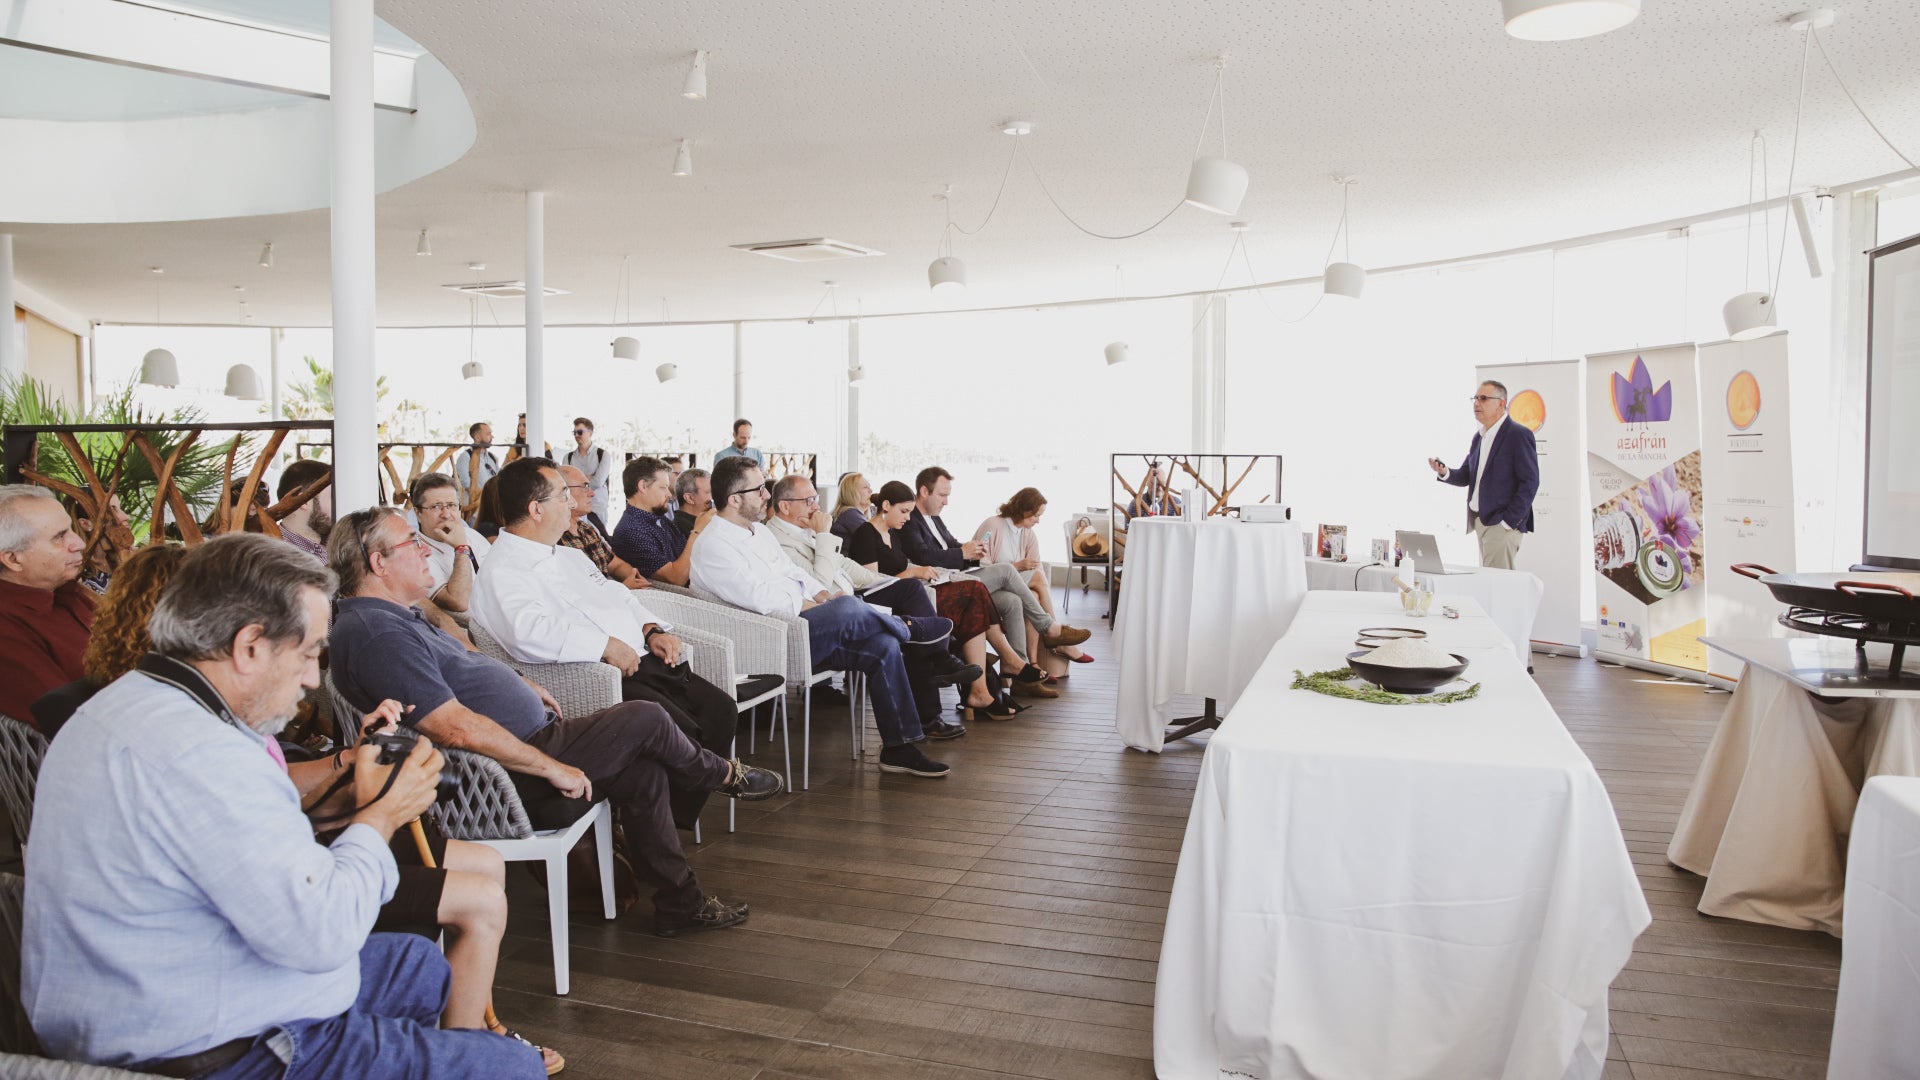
[1725,22,1815,341]
[1322,177,1366,300]
[655,297,678,382]
[1185,56,1249,215]
[927,188,967,290]
[610,255,639,360]
[1105,265,1130,366]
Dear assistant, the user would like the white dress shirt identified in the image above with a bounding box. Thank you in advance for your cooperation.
[690,515,824,617]
[1469,416,1500,516]
[420,529,491,592]
[767,515,877,595]
[471,530,669,664]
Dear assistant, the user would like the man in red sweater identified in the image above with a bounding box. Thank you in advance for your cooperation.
[0,485,93,727]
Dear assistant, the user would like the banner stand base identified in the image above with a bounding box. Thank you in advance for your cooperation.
[1593,651,1735,691]
[1532,641,1589,659]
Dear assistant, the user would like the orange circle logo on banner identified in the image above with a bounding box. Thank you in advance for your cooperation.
[1509,389,1546,431]
[1727,370,1762,430]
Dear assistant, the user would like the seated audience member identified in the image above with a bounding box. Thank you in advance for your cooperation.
[327,506,778,935]
[556,464,648,589]
[23,538,555,1068]
[1126,462,1182,518]
[472,458,745,823]
[412,472,490,615]
[672,467,711,538]
[276,457,335,561]
[895,467,1089,697]
[768,474,980,736]
[663,456,687,510]
[473,476,505,539]
[560,417,612,532]
[712,418,764,468]
[974,487,1092,671]
[829,472,872,542]
[0,484,93,726]
[691,457,957,775]
[454,422,500,515]
[25,533,545,1078]
[62,491,132,595]
[209,477,272,534]
[611,456,700,585]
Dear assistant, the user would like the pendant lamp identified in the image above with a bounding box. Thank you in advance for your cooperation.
[1184,156,1249,216]
[928,256,966,291]
[611,336,641,360]
[1502,0,1641,41]
[141,348,180,387]
[224,364,263,400]
[1723,292,1776,341]
[655,362,679,383]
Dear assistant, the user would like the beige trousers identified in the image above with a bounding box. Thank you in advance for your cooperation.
[1473,519,1523,569]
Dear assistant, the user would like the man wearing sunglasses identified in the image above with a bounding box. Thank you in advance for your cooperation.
[1427,380,1538,569]
[560,417,612,533]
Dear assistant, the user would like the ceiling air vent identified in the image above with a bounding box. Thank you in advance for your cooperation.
[731,238,882,262]
[440,281,571,298]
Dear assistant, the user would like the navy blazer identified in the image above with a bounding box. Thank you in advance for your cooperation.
[1439,416,1539,533]
[898,510,973,571]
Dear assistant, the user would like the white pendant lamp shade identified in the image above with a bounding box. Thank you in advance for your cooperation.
[672,140,693,177]
[1502,0,1641,41]
[655,362,679,383]
[1184,156,1249,215]
[461,360,485,380]
[928,255,967,291]
[611,335,641,361]
[1323,261,1367,300]
[1104,342,1130,366]
[847,364,868,385]
[1723,291,1778,341]
[223,364,263,400]
[140,348,180,387]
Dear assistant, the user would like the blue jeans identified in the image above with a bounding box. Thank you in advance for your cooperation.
[801,595,925,747]
[199,933,543,1080]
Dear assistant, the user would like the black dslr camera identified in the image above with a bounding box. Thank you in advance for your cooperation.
[366,727,462,802]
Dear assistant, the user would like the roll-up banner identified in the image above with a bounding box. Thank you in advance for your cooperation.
[1587,344,1707,672]
[1698,334,1797,679]
[1478,359,1584,653]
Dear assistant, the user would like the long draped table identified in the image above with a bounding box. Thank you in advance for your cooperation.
[1156,592,1648,1080]
[1113,518,1307,753]
[1828,776,1920,1080]
[1303,557,1544,665]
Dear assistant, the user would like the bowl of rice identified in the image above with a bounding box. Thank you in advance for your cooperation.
[1345,637,1470,694]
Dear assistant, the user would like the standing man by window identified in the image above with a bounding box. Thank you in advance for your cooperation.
[452,423,499,522]
[562,417,613,533]
[1428,380,1538,569]
[713,419,763,469]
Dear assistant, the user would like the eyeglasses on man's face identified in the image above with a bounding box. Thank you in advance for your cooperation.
[728,481,770,501]
[778,494,820,506]
[1470,394,1505,404]
[418,500,460,515]
[379,533,431,558]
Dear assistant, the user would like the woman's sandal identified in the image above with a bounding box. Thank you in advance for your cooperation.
[490,1022,566,1075]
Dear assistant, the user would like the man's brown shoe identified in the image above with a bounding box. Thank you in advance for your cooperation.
[1041,624,1092,648]
[1012,680,1059,699]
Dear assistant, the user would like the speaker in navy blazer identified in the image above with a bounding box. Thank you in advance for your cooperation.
[1438,416,1539,533]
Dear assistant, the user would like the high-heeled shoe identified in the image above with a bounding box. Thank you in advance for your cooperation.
[960,698,1020,721]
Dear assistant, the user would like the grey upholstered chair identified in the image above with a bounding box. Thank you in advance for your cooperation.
[0,716,49,849]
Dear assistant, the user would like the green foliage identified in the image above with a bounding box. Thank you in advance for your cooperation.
[1289,667,1483,706]
[0,375,244,540]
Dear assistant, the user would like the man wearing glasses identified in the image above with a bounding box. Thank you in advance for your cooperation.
[411,473,491,616]
[692,458,958,777]
[1427,380,1539,569]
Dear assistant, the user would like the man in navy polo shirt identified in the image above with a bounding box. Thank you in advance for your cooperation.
[326,506,781,937]
[611,456,701,586]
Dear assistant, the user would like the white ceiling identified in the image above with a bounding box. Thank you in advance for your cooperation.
[5,0,1920,328]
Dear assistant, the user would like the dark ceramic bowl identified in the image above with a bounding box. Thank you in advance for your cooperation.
[1345,649,1470,694]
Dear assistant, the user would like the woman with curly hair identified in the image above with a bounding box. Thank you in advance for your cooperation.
[31,543,187,736]
[972,487,1092,675]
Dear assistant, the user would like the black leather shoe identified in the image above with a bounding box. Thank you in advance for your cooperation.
[899,615,954,648]
[716,759,784,800]
[878,743,951,777]
[932,662,983,689]
[655,895,749,937]
[810,683,850,706]
[923,719,967,740]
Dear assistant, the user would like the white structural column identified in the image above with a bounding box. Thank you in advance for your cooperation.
[525,191,546,455]
[845,318,862,471]
[732,321,744,421]
[328,0,377,511]
[268,326,284,419]
[0,234,19,386]
[1190,296,1228,454]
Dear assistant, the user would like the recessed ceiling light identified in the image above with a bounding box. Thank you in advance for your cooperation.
[672,139,693,177]
[683,50,708,100]
[1502,0,1641,42]
[1000,120,1035,136]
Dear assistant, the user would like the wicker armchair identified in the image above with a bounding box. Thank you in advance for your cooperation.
[466,621,622,717]
[646,583,847,789]
[0,874,156,1077]
[0,716,48,849]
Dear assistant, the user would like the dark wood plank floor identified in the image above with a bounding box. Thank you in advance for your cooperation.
[495,612,1840,1080]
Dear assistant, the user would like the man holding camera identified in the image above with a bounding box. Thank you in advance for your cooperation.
[24,534,544,1079]
[326,506,780,937]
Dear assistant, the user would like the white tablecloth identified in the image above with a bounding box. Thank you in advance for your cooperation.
[1113,519,1307,753]
[1156,592,1648,1080]
[1667,665,1920,935]
[1829,776,1920,1080]
[1304,557,1545,665]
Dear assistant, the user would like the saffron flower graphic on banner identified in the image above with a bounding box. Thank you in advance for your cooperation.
[1641,466,1699,588]
[1611,356,1673,424]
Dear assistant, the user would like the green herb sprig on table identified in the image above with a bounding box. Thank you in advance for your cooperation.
[1290,667,1482,706]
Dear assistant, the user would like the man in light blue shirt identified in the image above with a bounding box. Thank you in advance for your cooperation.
[712,417,764,468]
[23,534,542,1079]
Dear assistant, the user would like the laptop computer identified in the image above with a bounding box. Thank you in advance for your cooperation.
[1395,531,1473,575]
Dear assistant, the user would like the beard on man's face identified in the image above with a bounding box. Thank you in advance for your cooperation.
[310,508,334,540]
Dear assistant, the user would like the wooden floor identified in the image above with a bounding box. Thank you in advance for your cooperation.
[494,615,1841,1080]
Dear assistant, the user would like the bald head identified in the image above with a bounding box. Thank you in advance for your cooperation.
[558,464,592,524]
